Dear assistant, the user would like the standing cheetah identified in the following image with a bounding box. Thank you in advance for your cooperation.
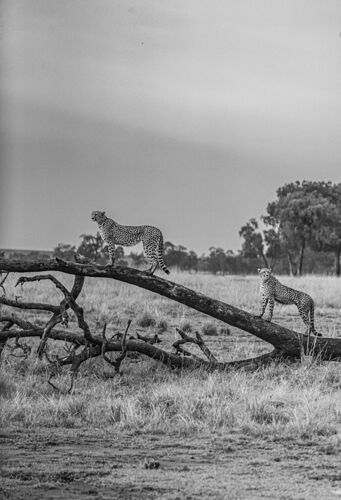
[257,268,321,336]
[91,211,170,275]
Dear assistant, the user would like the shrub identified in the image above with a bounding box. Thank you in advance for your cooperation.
[0,376,16,399]
[202,322,218,336]
[179,321,192,333]
[137,312,156,328]
[157,319,168,333]
[219,326,231,336]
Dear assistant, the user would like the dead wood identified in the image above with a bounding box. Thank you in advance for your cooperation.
[0,256,340,392]
[0,272,10,295]
[0,257,340,360]
[15,273,86,357]
[136,332,162,344]
[101,320,131,373]
[175,328,218,364]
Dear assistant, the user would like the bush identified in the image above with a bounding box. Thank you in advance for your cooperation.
[179,321,192,333]
[219,326,231,336]
[137,312,156,328]
[157,319,168,333]
[202,322,218,336]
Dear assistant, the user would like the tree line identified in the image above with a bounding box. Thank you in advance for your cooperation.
[53,181,341,276]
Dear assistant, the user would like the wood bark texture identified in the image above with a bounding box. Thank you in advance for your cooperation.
[0,257,340,364]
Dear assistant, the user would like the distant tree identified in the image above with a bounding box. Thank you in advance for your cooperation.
[261,227,285,271]
[53,243,76,261]
[206,247,228,274]
[77,233,125,265]
[183,250,198,272]
[225,250,237,274]
[307,183,341,276]
[263,181,333,276]
[239,218,268,267]
[77,233,104,262]
[129,252,147,269]
[164,242,189,271]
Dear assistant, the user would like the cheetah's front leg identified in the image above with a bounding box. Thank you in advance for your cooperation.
[258,296,268,319]
[107,242,115,268]
[264,297,274,322]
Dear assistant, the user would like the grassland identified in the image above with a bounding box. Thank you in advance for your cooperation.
[1,272,341,499]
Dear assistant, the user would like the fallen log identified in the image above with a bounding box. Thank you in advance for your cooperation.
[0,257,340,368]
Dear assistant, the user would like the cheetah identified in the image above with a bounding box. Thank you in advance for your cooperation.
[91,211,170,275]
[257,268,321,336]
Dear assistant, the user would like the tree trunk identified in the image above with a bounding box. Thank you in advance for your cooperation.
[0,257,341,363]
[287,253,297,276]
[298,239,305,276]
[335,246,341,277]
[260,252,269,268]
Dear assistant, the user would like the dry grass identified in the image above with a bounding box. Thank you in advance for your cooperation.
[1,272,341,441]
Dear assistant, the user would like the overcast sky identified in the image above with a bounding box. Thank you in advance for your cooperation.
[1,0,340,254]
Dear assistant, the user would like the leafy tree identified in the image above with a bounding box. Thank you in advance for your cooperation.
[306,183,341,276]
[262,227,285,271]
[207,247,228,274]
[77,233,125,265]
[263,181,334,275]
[77,233,104,262]
[164,242,189,271]
[129,252,147,269]
[239,218,268,267]
[183,250,198,272]
[53,243,76,261]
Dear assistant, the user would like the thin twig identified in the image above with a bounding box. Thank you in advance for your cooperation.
[174,327,218,364]
[0,272,10,295]
[102,320,132,373]
[7,335,32,358]
[17,274,87,357]
[136,332,161,344]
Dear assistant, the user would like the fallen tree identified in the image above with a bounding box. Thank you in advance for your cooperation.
[0,257,340,392]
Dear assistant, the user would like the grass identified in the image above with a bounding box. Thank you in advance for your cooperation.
[0,272,341,441]
[137,312,156,328]
[202,321,219,336]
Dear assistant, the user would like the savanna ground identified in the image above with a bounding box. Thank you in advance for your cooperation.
[1,271,341,499]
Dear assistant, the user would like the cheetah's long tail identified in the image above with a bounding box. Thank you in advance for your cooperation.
[309,301,316,334]
[157,236,170,275]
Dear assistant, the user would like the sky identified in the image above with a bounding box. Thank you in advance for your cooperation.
[1,0,341,254]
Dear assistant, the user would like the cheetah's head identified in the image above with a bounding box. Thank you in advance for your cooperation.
[91,211,106,224]
[257,268,272,281]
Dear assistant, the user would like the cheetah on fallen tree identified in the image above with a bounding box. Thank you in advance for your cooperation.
[257,268,321,336]
[91,211,170,275]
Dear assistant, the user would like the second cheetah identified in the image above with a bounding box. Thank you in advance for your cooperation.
[257,268,321,336]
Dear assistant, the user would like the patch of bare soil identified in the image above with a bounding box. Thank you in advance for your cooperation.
[1,429,341,499]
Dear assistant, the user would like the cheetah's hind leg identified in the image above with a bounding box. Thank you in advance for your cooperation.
[106,242,116,268]
[147,261,158,275]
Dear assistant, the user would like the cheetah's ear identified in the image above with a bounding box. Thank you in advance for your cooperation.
[269,267,273,273]
[257,268,261,273]
[101,211,106,216]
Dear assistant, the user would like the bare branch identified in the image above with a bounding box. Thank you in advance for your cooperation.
[16,274,71,296]
[0,295,58,313]
[136,332,162,344]
[25,273,86,357]
[114,319,131,372]
[7,335,32,358]
[46,343,90,394]
[0,272,10,295]
[102,320,131,373]
[0,257,341,370]
[37,315,64,359]
[195,331,218,364]
[101,322,116,367]
[174,328,218,364]
[0,319,13,356]
[0,313,35,330]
